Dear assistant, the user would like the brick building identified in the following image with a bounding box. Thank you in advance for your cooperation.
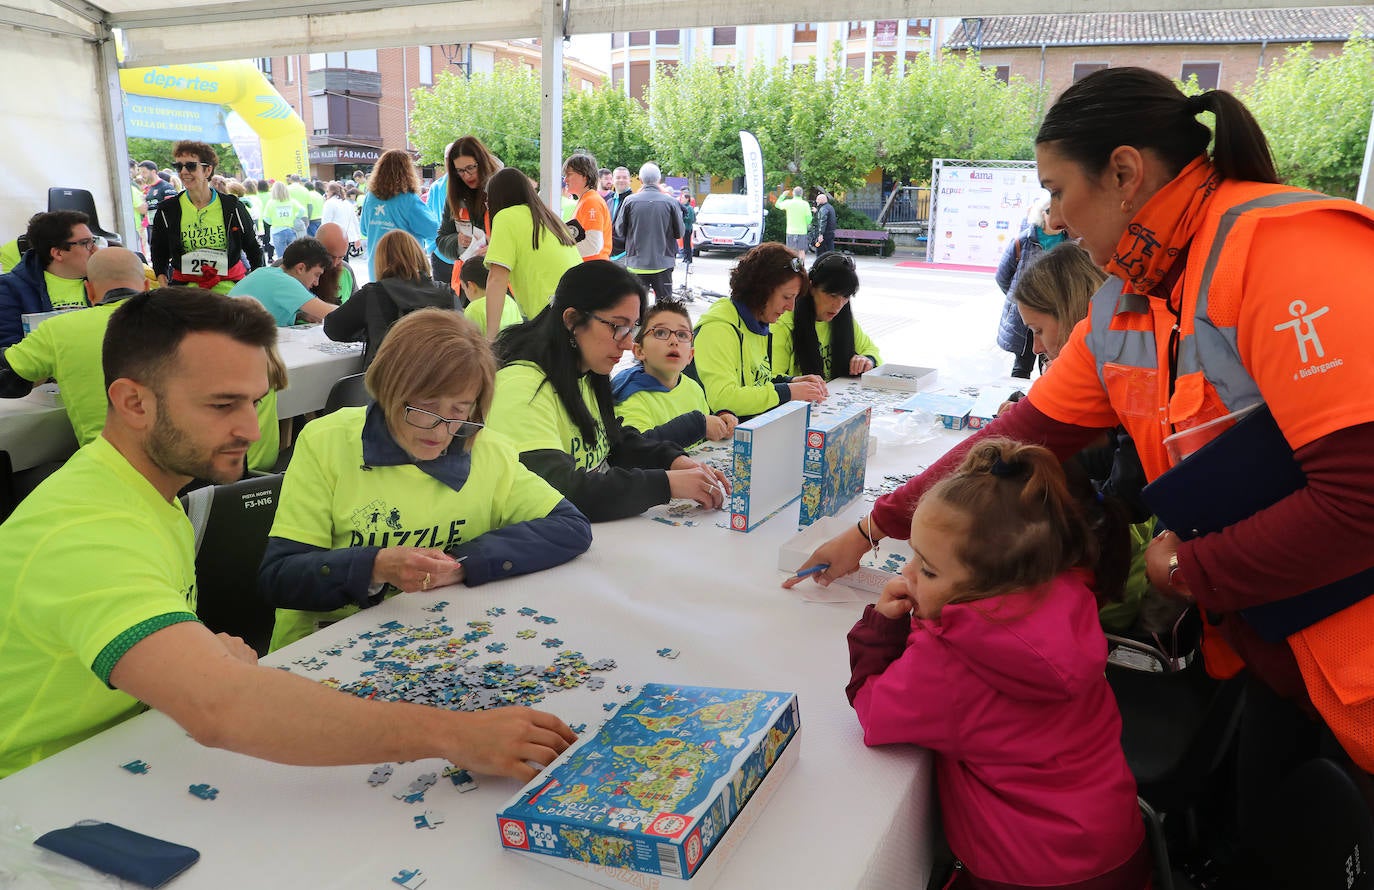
[256,41,604,181]
[944,8,1365,103]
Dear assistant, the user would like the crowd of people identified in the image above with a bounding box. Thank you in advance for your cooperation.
[1,65,1372,889]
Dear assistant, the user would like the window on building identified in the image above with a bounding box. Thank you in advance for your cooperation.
[286,56,296,83]
[254,57,273,79]
[906,19,931,36]
[848,21,867,39]
[309,51,379,71]
[794,23,817,42]
[984,64,1010,83]
[655,30,679,45]
[1180,61,1220,91]
[1072,62,1108,82]
[611,32,623,48]
[471,48,495,76]
[713,26,737,45]
[311,93,380,140]
[308,53,326,70]
[419,47,434,85]
[629,30,650,46]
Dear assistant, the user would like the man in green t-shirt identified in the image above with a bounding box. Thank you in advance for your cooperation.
[0,247,149,445]
[776,187,813,257]
[0,210,97,347]
[0,286,576,779]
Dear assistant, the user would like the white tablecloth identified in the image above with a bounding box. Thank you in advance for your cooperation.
[0,327,362,472]
[0,386,974,888]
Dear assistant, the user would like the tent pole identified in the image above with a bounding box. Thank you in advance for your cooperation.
[96,27,137,249]
[540,0,565,213]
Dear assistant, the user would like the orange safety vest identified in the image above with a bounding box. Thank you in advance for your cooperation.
[1083,181,1374,770]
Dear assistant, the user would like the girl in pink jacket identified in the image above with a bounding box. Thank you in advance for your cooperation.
[847,439,1150,890]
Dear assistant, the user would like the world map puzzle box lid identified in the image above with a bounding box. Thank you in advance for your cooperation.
[497,684,801,879]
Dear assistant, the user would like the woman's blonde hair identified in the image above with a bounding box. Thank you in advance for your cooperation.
[372,230,430,282]
[1013,243,1107,354]
[368,149,421,202]
[270,181,289,202]
[365,309,494,450]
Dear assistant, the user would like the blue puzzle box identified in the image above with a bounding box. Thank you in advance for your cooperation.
[893,391,976,430]
[498,684,800,880]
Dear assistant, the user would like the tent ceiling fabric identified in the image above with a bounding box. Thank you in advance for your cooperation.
[2,0,1362,64]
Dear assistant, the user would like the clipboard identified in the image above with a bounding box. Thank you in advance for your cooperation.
[1142,403,1374,642]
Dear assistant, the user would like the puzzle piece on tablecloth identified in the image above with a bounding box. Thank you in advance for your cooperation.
[294,656,328,671]
[120,759,150,775]
[394,789,427,804]
[422,601,449,613]
[541,638,563,648]
[368,764,393,786]
[188,783,218,800]
[587,677,605,691]
[590,658,616,671]
[570,723,587,734]
[486,607,506,617]
[407,772,438,793]
[392,868,426,889]
[656,648,680,659]
[448,769,478,792]
[486,642,508,654]
[532,615,557,625]
[603,702,618,711]
[413,809,446,830]
[517,607,538,617]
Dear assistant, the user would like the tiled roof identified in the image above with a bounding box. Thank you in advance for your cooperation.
[944,8,1368,49]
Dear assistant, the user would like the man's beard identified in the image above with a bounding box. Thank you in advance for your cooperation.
[146,405,248,485]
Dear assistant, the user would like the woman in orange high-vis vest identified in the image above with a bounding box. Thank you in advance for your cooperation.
[790,67,1374,776]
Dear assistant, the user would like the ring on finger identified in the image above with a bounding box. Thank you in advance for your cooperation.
[422,572,431,590]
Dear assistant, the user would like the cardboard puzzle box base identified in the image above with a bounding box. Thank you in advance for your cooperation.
[498,684,801,880]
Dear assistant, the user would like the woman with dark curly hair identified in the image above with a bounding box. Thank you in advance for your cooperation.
[690,242,828,419]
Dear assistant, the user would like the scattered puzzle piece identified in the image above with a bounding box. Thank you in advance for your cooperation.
[533,615,557,625]
[515,629,537,640]
[188,783,218,800]
[616,684,633,694]
[392,868,426,889]
[486,607,506,617]
[603,702,618,711]
[656,648,680,659]
[413,809,446,830]
[423,601,449,613]
[407,772,438,793]
[517,607,538,617]
[541,638,563,648]
[368,764,393,786]
[120,759,150,775]
[449,769,477,792]
[570,723,587,734]
[486,642,508,654]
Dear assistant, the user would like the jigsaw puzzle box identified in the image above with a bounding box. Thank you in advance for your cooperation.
[498,684,801,880]
[799,405,871,527]
[728,401,809,532]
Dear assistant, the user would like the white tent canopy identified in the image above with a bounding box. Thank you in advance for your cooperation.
[0,0,1364,245]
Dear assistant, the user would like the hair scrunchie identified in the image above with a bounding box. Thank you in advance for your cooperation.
[989,457,1019,478]
[1184,93,1210,115]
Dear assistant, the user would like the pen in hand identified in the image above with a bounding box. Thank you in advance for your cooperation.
[790,563,830,581]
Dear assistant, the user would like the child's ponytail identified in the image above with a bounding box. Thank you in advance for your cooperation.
[929,438,1098,600]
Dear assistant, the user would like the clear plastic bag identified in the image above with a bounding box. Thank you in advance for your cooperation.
[0,807,129,889]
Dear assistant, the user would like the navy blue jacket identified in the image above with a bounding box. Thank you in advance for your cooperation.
[0,251,58,347]
[257,406,592,612]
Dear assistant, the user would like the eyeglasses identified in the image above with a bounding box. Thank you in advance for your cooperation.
[403,405,484,438]
[816,252,855,271]
[62,237,100,251]
[589,313,639,342]
[646,327,692,344]
[171,161,209,172]
[789,256,805,273]
[453,163,479,176]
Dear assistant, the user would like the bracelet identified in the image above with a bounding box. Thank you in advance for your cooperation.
[857,516,876,546]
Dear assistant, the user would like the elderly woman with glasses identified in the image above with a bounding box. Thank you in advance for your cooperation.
[771,251,881,380]
[258,309,591,651]
[691,242,828,420]
[485,261,729,522]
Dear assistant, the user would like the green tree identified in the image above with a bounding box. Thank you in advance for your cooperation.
[743,58,877,195]
[411,62,542,173]
[1241,37,1374,197]
[647,58,748,188]
[563,84,652,172]
[865,53,1040,184]
[127,137,245,179]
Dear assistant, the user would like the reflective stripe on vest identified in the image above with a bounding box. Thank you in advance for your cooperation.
[1087,191,1334,429]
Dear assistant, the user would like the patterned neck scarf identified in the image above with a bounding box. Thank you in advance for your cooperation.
[1105,155,1219,298]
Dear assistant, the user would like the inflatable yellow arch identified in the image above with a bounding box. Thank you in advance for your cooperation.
[118,62,308,181]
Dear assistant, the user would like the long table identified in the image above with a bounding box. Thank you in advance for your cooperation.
[0,326,362,472]
[0,386,976,888]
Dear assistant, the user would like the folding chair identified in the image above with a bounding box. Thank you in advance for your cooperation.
[322,372,369,415]
[182,473,283,656]
[47,188,122,246]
